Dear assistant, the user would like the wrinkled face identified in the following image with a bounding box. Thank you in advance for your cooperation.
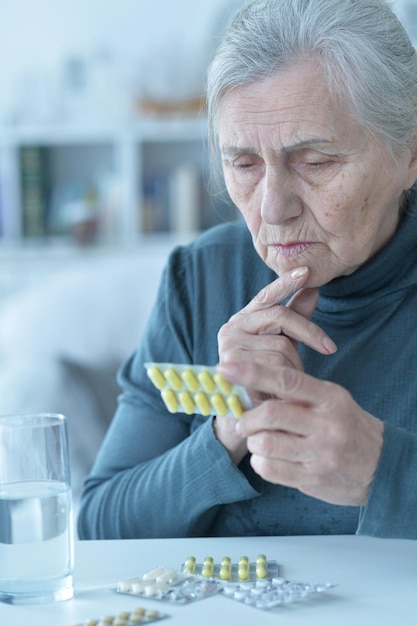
[218,60,417,286]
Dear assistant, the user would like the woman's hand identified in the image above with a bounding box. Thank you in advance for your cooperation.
[217,266,336,380]
[213,266,337,465]
[218,361,384,506]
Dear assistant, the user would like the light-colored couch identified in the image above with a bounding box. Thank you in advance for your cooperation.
[0,243,174,509]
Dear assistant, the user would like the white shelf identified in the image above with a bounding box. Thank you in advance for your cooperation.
[0,115,232,249]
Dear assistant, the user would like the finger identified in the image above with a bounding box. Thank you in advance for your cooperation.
[245,266,310,312]
[230,305,336,355]
[238,399,313,437]
[247,428,312,462]
[249,455,307,488]
[222,338,305,370]
[238,269,336,353]
[218,360,337,408]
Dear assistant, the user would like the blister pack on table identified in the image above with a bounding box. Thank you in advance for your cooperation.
[115,555,336,613]
[144,362,252,418]
[182,554,279,583]
[222,578,336,610]
[116,565,221,605]
[73,606,168,625]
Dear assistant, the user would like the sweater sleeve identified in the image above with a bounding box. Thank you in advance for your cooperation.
[357,423,417,538]
[77,414,260,539]
[77,242,261,539]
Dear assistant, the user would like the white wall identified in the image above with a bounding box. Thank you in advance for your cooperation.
[0,0,415,125]
[0,0,242,124]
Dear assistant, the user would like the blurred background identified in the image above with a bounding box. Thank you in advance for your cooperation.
[0,0,244,263]
[0,0,415,511]
[0,0,415,262]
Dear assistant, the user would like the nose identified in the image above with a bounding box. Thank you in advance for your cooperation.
[260,166,303,224]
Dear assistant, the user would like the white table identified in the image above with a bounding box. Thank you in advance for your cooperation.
[1,534,415,625]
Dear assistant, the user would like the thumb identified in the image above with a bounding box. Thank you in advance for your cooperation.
[286,287,320,320]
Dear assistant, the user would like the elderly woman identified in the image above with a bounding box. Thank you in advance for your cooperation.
[78,0,417,540]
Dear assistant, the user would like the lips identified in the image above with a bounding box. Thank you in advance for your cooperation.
[271,242,316,259]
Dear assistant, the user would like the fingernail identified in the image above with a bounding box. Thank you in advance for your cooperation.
[290,266,309,280]
[322,336,338,354]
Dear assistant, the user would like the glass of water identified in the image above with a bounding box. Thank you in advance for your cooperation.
[0,413,74,604]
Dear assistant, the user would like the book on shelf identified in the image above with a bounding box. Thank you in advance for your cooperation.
[19,145,50,238]
[142,169,171,233]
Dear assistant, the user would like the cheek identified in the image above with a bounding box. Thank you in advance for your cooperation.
[225,172,261,224]
[318,173,373,236]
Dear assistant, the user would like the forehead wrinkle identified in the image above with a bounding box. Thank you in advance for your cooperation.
[221,138,335,157]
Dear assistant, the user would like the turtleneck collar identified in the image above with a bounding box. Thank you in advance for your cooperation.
[318,186,417,311]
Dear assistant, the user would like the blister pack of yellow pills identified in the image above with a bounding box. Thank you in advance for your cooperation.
[144,363,252,418]
[182,555,279,584]
[73,606,168,626]
[116,565,221,605]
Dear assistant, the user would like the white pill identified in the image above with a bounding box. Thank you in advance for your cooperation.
[156,568,178,584]
[233,590,247,601]
[142,566,166,581]
[144,582,168,596]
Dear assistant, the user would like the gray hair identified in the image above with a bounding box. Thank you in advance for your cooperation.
[207,0,417,165]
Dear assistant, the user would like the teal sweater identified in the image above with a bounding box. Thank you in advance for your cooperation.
[78,188,417,540]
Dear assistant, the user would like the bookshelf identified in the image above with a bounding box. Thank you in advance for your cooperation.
[0,116,238,249]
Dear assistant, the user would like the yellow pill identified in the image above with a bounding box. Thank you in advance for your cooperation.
[146,611,159,619]
[256,554,267,564]
[221,556,231,566]
[161,389,179,413]
[239,555,249,564]
[202,556,214,577]
[118,613,130,620]
[129,617,143,624]
[210,393,228,417]
[185,555,196,566]
[165,367,183,390]
[181,369,200,391]
[179,391,195,414]
[219,566,231,580]
[101,617,114,625]
[256,564,267,579]
[202,565,213,578]
[214,372,233,394]
[183,556,196,574]
[227,394,244,418]
[195,392,211,416]
[146,366,166,390]
[238,565,249,580]
[198,370,216,393]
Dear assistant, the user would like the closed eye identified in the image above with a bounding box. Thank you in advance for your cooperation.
[231,153,264,170]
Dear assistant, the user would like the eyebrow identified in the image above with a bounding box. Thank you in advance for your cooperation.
[282,138,333,153]
[222,138,334,156]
